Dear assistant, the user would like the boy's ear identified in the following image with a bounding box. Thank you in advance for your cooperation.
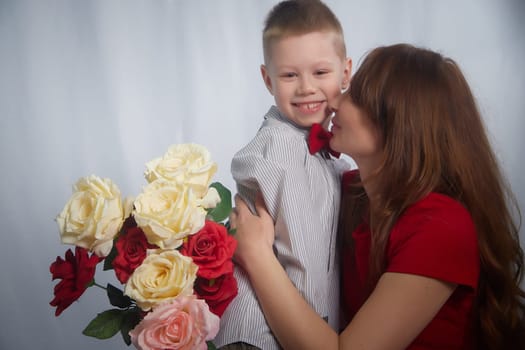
[260,64,274,95]
[341,57,353,91]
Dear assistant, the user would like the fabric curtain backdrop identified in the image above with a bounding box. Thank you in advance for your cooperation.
[1,0,523,349]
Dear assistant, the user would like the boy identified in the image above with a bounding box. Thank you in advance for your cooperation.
[215,1,352,349]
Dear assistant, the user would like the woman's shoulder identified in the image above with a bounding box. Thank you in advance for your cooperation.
[388,192,479,288]
[406,193,471,222]
[397,192,475,235]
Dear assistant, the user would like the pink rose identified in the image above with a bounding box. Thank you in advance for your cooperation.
[129,295,220,350]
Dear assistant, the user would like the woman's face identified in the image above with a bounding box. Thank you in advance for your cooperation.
[329,95,383,170]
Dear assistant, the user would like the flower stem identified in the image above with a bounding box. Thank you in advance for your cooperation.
[92,281,107,290]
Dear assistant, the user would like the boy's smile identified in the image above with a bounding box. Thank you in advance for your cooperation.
[293,101,324,114]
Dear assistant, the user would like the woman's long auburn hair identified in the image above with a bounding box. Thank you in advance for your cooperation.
[339,44,525,349]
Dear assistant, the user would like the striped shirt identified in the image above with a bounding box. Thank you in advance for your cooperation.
[214,106,347,349]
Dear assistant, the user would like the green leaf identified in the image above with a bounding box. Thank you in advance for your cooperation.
[107,283,132,308]
[82,309,126,339]
[103,244,118,271]
[224,220,236,236]
[85,279,95,288]
[207,182,232,222]
[120,308,142,346]
[207,341,217,350]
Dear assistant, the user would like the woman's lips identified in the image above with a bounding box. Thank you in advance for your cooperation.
[331,119,340,131]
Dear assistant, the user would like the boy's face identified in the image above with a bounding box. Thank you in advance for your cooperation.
[261,31,351,128]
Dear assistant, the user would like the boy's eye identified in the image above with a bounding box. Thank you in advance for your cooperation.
[280,72,297,78]
[315,70,329,75]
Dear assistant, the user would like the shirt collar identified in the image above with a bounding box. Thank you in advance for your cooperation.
[265,105,310,135]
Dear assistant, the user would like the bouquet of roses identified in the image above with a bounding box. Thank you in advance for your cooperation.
[49,143,238,350]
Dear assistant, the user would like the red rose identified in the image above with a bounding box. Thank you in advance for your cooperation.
[49,247,102,316]
[195,273,238,317]
[112,224,157,284]
[180,220,237,279]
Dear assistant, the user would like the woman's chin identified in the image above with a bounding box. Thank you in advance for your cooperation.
[329,140,341,154]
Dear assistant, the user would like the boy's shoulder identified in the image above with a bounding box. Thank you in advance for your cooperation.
[243,122,306,159]
[233,109,308,165]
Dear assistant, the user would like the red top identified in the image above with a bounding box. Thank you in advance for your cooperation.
[341,184,479,349]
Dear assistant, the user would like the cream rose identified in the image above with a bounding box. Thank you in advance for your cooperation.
[56,175,125,257]
[124,250,198,311]
[144,143,218,198]
[200,187,220,209]
[133,180,208,249]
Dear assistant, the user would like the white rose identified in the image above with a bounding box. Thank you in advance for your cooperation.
[133,180,207,249]
[124,250,198,311]
[144,143,217,198]
[123,196,135,219]
[199,187,220,209]
[56,175,125,257]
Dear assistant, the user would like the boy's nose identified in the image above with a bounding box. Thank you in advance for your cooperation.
[297,76,316,95]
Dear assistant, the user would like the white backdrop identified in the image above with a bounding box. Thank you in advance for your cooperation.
[1,0,523,349]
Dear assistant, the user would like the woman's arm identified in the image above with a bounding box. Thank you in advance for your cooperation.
[232,195,457,350]
[234,197,338,349]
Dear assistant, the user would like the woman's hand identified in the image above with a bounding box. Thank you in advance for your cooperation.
[230,193,275,271]
[228,195,339,350]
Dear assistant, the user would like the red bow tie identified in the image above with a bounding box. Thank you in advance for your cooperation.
[308,123,340,158]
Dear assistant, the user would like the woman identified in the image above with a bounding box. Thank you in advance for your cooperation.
[230,44,525,349]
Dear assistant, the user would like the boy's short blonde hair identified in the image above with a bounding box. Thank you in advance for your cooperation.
[262,0,347,64]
